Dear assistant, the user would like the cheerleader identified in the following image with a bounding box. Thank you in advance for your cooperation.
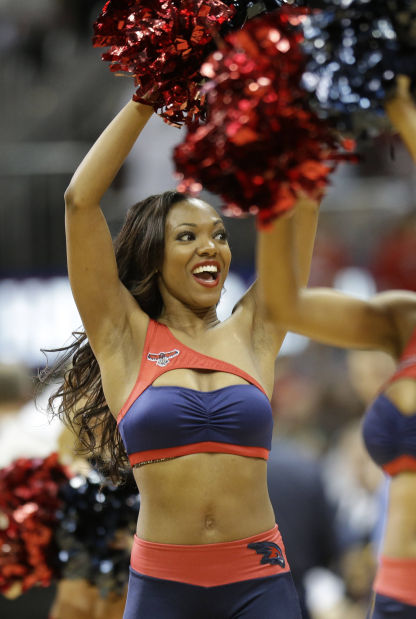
[257,76,416,619]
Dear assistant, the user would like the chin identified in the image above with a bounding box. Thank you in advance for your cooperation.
[188,291,222,310]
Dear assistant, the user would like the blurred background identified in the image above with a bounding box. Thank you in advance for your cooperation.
[1,1,416,617]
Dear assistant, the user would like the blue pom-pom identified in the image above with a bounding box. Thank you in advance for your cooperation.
[299,0,416,136]
[56,469,139,596]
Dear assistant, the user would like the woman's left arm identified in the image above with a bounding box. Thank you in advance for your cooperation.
[256,207,402,355]
[234,196,319,356]
[256,76,416,356]
[291,195,320,289]
[247,196,319,354]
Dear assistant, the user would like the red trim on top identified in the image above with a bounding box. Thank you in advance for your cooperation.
[128,441,270,466]
[117,318,156,424]
[401,327,416,359]
[382,455,416,476]
[117,319,268,425]
[385,361,416,386]
[374,555,416,605]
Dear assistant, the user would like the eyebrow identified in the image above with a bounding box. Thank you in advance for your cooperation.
[175,219,223,229]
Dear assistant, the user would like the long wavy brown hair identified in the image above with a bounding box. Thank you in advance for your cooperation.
[40,191,187,482]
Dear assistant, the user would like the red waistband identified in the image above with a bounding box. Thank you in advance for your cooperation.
[374,555,416,605]
[130,525,290,587]
[129,442,269,466]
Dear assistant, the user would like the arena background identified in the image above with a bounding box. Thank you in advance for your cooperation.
[1,1,416,617]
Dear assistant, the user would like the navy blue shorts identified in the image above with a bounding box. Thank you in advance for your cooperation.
[123,568,302,618]
[368,593,416,618]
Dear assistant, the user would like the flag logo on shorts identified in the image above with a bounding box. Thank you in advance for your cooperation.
[247,541,285,567]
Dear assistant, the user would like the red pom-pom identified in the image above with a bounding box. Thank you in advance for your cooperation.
[93,0,235,126]
[0,454,70,594]
[174,10,358,226]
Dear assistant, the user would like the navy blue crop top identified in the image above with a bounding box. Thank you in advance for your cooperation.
[362,394,416,475]
[117,320,273,467]
[362,329,416,476]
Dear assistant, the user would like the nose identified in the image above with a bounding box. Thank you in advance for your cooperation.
[196,237,217,256]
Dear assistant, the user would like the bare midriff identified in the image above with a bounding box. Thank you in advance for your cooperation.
[133,452,275,544]
[382,472,416,558]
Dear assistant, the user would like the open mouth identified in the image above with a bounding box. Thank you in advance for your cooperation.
[191,263,221,287]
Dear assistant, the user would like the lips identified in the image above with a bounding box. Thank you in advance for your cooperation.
[191,260,221,288]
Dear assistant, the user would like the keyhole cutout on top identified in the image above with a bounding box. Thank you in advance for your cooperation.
[151,368,252,392]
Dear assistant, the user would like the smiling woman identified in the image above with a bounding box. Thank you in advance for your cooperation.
[158,199,231,306]
[41,97,320,619]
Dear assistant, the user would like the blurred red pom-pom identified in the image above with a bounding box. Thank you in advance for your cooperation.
[93,0,235,126]
[174,10,357,226]
[0,454,70,595]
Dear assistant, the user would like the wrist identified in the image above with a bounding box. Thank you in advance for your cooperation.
[294,196,320,212]
[131,100,154,117]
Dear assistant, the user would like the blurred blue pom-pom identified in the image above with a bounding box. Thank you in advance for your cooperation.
[297,0,416,136]
[56,468,139,596]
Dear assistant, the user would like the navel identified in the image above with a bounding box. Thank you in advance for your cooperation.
[204,515,216,530]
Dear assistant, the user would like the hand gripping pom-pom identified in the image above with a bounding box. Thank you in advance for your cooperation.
[174,10,357,227]
[299,0,416,137]
[93,0,235,126]
[0,454,69,594]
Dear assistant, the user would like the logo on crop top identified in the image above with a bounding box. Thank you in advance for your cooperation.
[247,541,285,567]
[147,349,180,367]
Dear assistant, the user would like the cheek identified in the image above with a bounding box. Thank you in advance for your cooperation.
[162,263,179,284]
[224,247,232,270]
[161,251,186,283]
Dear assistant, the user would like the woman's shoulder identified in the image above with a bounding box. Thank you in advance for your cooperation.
[230,281,286,357]
[372,290,416,353]
[97,300,150,380]
[231,281,257,318]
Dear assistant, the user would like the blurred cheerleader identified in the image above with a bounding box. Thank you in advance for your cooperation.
[256,76,416,619]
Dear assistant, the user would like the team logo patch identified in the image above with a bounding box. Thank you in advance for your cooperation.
[147,349,180,367]
[247,541,286,567]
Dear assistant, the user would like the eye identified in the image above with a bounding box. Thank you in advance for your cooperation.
[176,231,195,242]
[214,229,228,242]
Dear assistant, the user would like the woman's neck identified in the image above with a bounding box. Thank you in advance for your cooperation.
[158,304,220,335]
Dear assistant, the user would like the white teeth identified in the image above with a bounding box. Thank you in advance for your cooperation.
[192,265,218,275]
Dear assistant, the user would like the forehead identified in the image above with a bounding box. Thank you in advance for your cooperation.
[166,199,221,229]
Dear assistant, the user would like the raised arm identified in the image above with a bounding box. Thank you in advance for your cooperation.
[65,101,153,358]
[257,212,401,354]
[291,195,320,289]
[385,75,416,161]
[238,195,320,355]
[257,80,416,358]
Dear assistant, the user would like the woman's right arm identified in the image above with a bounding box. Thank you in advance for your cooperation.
[65,101,153,358]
